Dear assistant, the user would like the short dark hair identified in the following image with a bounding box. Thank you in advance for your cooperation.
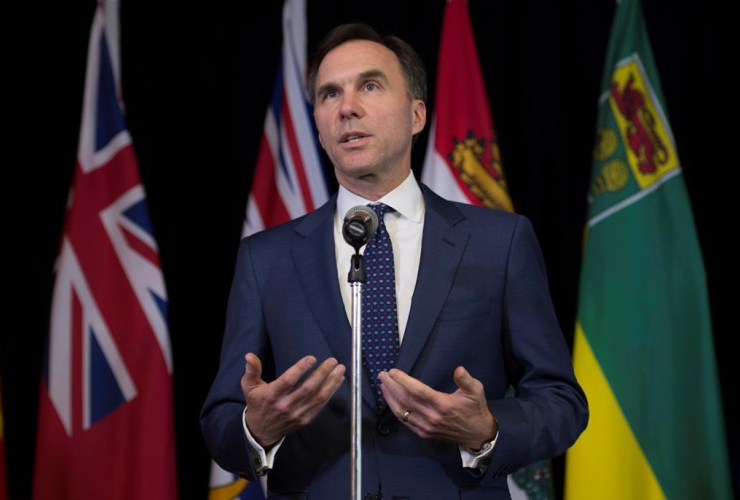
[307,23,427,107]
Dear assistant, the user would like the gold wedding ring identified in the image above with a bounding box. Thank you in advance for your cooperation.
[402,410,412,422]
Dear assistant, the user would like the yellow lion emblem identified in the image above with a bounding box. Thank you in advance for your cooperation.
[449,131,513,212]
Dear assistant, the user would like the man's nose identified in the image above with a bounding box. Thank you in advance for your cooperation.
[339,92,363,120]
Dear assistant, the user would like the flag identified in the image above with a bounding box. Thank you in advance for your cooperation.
[209,0,329,498]
[33,7,177,499]
[564,0,731,499]
[208,461,264,500]
[422,1,554,497]
[421,0,512,211]
[242,0,329,238]
[0,374,7,500]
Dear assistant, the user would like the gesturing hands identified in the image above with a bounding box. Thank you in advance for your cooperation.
[241,353,346,449]
[378,367,498,450]
[241,354,494,451]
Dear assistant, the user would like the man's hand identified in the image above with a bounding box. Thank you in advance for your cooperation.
[241,353,346,449]
[378,367,498,450]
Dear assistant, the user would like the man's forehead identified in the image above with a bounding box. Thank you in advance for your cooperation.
[316,40,401,83]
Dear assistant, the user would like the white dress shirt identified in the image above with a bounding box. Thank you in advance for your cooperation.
[334,171,425,343]
[242,173,495,484]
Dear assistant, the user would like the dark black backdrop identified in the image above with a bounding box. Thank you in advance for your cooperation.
[5,1,736,499]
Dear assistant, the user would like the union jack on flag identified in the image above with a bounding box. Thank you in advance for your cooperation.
[33,7,177,500]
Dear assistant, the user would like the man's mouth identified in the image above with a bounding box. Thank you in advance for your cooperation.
[341,132,370,144]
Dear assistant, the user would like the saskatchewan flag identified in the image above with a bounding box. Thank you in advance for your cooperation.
[564,1,732,499]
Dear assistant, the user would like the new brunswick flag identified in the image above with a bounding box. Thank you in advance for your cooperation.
[422,0,512,212]
[422,1,553,498]
[565,1,731,499]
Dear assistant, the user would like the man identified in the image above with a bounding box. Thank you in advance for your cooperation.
[201,23,588,499]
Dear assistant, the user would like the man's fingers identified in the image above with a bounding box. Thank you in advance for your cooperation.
[301,370,346,423]
[313,363,346,403]
[386,368,438,405]
[380,379,418,425]
[288,358,339,399]
[380,377,439,440]
[379,373,401,411]
[380,371,434,422]
[453,366,482,395]
[279,362,346,429]
[243,353,264,390]
[304,365,346,413]
[379,371,407,407]
[397,411,429,438]
[271,355,319,394]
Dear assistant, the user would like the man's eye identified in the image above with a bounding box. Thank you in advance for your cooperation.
[364,83,377,92]
[324,90,338,100]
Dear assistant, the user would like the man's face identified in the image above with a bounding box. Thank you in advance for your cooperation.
[313,40,426,193]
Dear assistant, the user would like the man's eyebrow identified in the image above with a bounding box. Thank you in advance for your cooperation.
[358,69,389,85]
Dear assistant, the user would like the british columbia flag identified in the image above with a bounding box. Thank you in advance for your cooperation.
[33,7,177,499]
[208,1,329,499]
[242,0,328,238]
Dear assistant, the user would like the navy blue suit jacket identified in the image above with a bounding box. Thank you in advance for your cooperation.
[201,185,588,499]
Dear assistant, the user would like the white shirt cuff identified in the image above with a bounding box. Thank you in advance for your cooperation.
[243,405,495,472]
[242,406,285,476]
[458,430,498,470]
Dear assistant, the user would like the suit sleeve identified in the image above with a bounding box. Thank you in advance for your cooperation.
[200,237,272,482]
[485,215,589,480]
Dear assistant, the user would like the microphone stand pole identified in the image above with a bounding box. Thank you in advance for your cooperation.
[348,252,365,500]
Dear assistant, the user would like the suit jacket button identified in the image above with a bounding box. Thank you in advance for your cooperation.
[377,424,390,436]
[364,494,379,500]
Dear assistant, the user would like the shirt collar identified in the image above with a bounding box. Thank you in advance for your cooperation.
[336,171,424,224]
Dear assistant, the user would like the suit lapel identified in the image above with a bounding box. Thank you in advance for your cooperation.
[395,186,469,377]
[291,196,378,410]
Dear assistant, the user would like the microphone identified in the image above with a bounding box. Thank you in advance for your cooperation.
[343,205,379,252]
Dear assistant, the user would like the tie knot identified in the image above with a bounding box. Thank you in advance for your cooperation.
[368,203,395,218]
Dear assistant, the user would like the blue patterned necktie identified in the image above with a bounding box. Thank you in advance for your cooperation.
[362,203,400,408]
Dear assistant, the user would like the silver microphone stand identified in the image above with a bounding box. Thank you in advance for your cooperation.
[342,205,378,500]
[348,253,365,500]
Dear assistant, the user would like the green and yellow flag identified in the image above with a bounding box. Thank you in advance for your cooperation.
[564,1,731,499]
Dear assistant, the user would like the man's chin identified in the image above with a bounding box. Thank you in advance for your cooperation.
[334,164,377,182]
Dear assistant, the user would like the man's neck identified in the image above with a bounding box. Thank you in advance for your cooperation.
[336,171,423,224]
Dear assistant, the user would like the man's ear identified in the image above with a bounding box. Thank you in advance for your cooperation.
[411,99,427,136]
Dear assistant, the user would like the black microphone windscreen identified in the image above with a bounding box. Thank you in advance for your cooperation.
[342,205,379,249]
